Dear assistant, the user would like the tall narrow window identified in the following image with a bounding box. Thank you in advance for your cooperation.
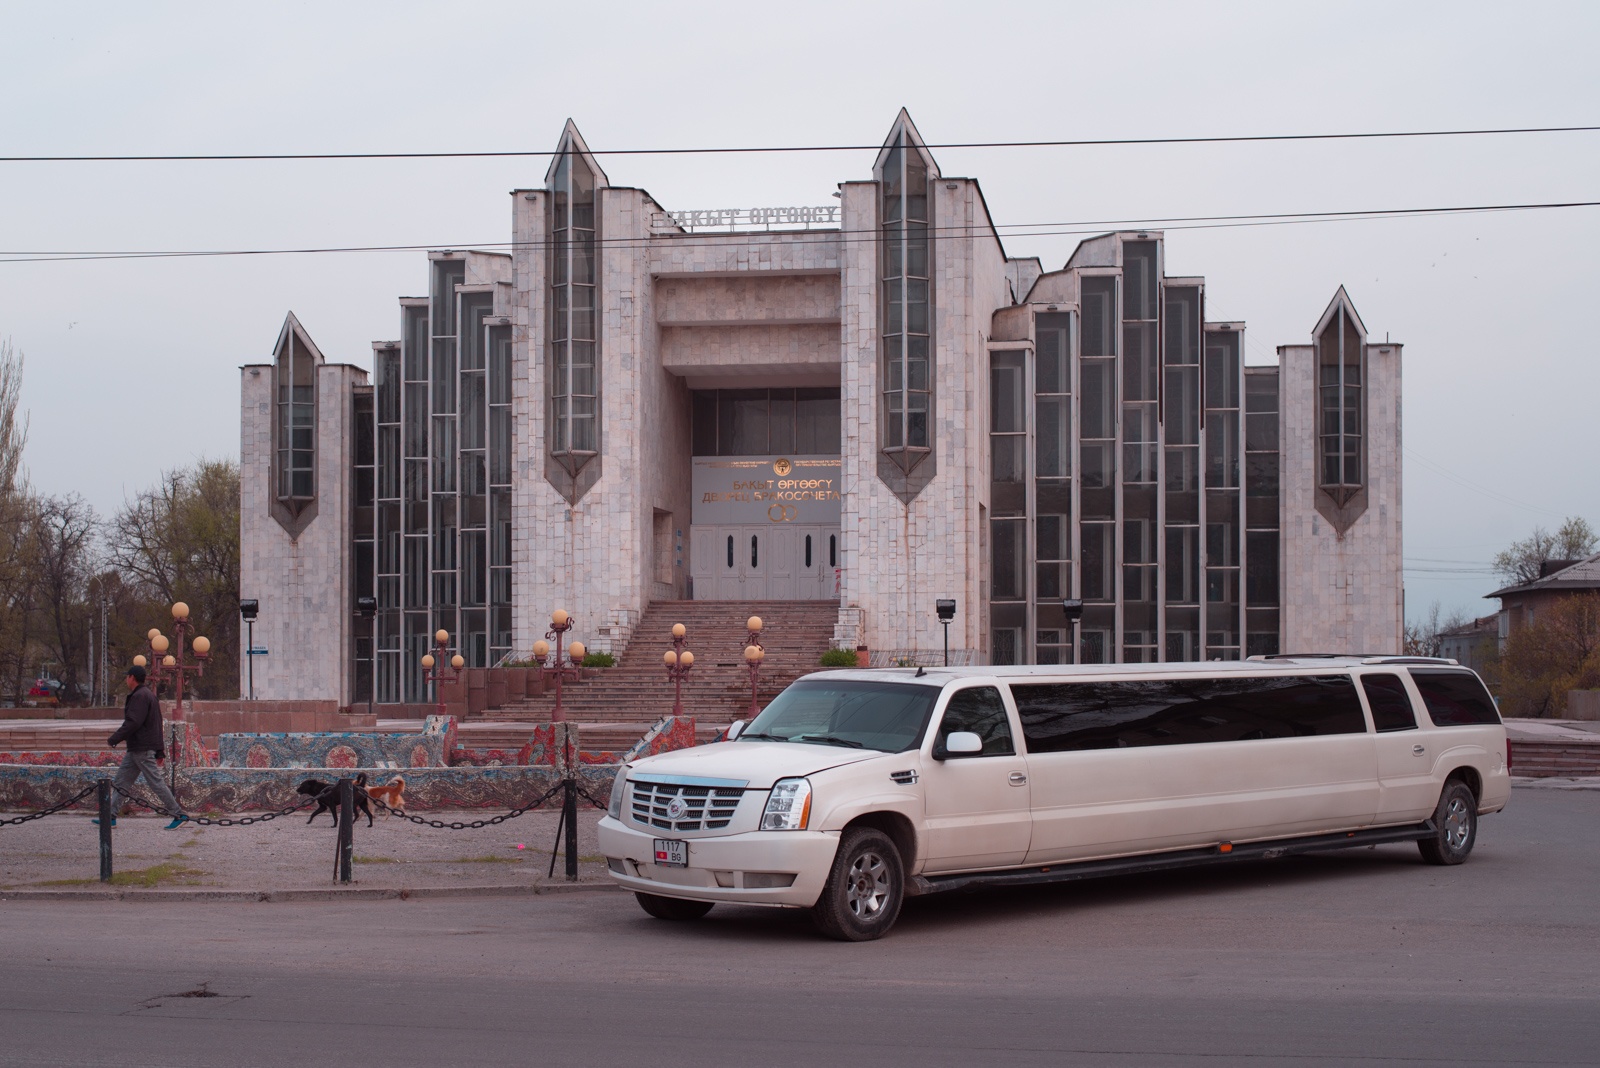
[1318,303,1364,504]
[879,126,932,472]
[276,330,315,505]
[549,148,598,474]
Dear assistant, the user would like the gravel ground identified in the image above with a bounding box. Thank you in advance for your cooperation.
[0,807,611,893]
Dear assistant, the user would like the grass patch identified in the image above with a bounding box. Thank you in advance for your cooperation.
[33,863,208,889]
[353,855,398,864]
[107,863,209,888]
[448,855,523,864]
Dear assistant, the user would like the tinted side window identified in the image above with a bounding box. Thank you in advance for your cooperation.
[1014,675,1365,754]
[1409,670,1501,727]
[1360,673,1418,732]
[936,687,1015,757]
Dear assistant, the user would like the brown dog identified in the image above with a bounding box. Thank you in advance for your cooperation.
[365,775,406,816]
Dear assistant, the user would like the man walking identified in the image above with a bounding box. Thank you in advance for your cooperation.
[98,665,189,829]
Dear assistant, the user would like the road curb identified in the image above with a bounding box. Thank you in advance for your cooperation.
[0,881,622,903]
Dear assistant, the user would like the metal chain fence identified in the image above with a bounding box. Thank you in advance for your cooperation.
[0,785,99,826]
[2,774,606,885]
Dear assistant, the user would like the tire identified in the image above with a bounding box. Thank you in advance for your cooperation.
[634,892,714,921]
[810,827,904,941]
[1418,779,1478,865]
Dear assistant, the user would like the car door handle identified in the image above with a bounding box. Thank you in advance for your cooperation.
[1008,772,1027,786]
[1413,744,1426,755]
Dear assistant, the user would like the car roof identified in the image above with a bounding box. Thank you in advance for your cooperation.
[800,656,1464,687]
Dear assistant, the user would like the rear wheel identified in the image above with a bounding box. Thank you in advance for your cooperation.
[1418,780,1478,865]
[634,892,714,921]
[810,827,904,941]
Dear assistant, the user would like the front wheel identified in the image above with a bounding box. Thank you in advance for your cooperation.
[810,827,904,941]
[635,892,714,921]
[1418,780,1478,865]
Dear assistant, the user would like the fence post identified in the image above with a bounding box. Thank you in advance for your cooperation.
[97,778,113,882]
[336,777,354,884]
[563,777,579,881]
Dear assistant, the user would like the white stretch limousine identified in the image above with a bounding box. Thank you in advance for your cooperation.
[597,657,1510,940]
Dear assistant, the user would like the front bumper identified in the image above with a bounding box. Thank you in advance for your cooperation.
[598,815,839,908]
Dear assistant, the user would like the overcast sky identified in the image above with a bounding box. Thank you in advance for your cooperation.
[1,0,1596,623]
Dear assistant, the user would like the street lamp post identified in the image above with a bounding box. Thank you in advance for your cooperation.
[1062,598,1084,665]
[936,599,957,667]
[742,615,765,719]
[663,623,695,717]
[142,602,211,723]
[420,629,465,720]
[239,599,259,700]
[531,609,585,724]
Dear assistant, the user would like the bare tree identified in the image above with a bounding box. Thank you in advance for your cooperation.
[108,459,240,698]
[1493,517,1599,586]
[1403,601,1470,658]
[31,494,99,701]
[0,338,29,496]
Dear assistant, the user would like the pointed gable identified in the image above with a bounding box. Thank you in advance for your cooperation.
[1312,285,1367,341]
[272,310,327,366]
[873,108,940,180]
[543,119,609,190]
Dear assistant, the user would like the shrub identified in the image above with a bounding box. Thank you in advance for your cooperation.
[581,651,617,668]
[819,647,859,668]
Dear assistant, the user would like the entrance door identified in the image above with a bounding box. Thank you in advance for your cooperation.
[795,527,842,600]
[740,527,767,599]
[767,526,798,600]
[690,524,841,600]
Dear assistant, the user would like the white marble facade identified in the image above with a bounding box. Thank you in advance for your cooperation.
[237,112,1405,703]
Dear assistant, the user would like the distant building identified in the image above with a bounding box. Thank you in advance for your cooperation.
[238,112,1405,706]
[1438,614,1498,673]
[1488,553,1600,649]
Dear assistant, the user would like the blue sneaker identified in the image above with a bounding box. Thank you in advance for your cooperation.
[163,815,190,830]
[92,817,116,827]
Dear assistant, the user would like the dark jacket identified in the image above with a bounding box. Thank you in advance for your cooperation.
[108,684,164,754]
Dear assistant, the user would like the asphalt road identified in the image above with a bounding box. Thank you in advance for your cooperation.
[1,788,1596,1067]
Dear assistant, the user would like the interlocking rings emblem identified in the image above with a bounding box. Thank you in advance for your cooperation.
[664,797,689,820]
[767,504,797,523]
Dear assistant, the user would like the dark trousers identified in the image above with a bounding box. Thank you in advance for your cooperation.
[112,748,184,816]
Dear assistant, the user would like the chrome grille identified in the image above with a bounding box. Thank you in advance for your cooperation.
[630,781,745,832]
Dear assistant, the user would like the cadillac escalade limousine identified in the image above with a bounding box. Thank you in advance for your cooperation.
[596,656,1509,940]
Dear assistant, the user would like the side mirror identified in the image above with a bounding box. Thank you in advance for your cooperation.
[726,720,747,741]
[938,731,982,758]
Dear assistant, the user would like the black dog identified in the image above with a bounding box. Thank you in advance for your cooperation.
[295,773,373,827]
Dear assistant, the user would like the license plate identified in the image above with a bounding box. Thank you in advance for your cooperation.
[653,838,688,867]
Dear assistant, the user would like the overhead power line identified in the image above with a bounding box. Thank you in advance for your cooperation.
[2,124,1598,163]
[2,198,1597,265]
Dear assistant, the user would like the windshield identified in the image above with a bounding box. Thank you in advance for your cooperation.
[738,678,940,753]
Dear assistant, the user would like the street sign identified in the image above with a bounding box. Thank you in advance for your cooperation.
[247,647,269,656]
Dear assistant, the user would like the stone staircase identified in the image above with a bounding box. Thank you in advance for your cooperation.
[477,600,841,749]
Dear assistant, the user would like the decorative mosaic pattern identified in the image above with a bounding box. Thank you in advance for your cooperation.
[214,715,456,769]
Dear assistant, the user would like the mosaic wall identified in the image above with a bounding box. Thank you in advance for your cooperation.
[0,715,697,813]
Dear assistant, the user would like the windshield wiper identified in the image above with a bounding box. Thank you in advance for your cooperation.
[738,731,790,742]
[791,734,866,749]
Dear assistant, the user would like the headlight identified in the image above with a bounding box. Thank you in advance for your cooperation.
[607,768,628,820]
[761,777,812,831]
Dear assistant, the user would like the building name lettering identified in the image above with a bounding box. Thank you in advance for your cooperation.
[652,205,841,232]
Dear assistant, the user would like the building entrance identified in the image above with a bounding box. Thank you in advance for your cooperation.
[689,454,841,602]
[691,524,839,600]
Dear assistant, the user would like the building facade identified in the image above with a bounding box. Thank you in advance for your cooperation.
[240,112,1405,705]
